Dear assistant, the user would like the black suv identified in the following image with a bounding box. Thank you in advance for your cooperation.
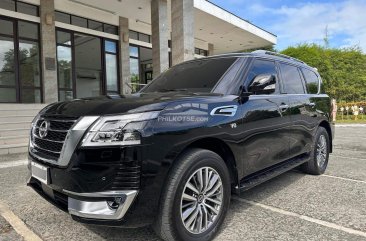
[28,50,334,241]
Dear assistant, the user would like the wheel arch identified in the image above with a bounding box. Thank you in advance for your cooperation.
[319,120,333,153]
[181,137,239,187]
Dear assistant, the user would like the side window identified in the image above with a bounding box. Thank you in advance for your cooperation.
[302,68,319,94]
[245,59,278,95]
[279,63,305,94]
[213,58,246,95]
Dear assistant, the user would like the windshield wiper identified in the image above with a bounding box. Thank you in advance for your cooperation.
[157,88,188,92]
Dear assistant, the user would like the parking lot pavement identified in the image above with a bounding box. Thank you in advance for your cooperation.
[0,125,365,241]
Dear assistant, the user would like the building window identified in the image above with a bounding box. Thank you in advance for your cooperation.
[129,46,140,93]
[71,15,88,28]
[129,45,154,93]
[55,11,119,35]
[195,48,208,56]
[0,0,39,16]
[56,29,120,100]
[17,2,39,16]
[129,30,151,43]
[105,40,118,94]
[55,11,71,24]
[0,18,41,103]
[56,31,73,101]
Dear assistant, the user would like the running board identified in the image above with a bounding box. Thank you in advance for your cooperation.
[235,155,309,194]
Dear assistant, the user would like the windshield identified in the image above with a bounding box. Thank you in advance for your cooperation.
[140,57,237,93]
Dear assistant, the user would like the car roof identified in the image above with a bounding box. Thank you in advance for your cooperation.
[206,50,317,72]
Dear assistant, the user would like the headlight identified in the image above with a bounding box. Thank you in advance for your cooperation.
[81,111,160,147]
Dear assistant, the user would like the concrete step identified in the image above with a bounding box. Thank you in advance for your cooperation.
[0,152,28,163]
[0,103,47,110]
[0,129,30,138]
[0,109,40,116]
[0,143,28,155]
[0,135,29,145]
[0,115,35,123]
[0,122,32,131]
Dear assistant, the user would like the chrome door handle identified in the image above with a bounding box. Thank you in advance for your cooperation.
[279,104,289,112]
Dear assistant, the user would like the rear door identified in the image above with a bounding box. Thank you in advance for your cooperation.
[278,62,313,158]
[238,58,292,176]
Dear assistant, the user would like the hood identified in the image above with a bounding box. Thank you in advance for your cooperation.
[40,92,231,117]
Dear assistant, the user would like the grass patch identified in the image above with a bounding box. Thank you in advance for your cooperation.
[335,117,366,124]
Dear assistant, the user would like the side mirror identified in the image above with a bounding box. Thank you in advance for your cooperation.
[248,74,276,95]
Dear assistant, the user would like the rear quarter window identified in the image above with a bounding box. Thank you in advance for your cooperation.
[279,63,305,94]
[302,68,320,94]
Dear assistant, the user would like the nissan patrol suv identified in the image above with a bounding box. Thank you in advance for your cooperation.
[28,50,334,241]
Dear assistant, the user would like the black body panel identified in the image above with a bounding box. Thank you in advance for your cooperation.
[28,53,334,227]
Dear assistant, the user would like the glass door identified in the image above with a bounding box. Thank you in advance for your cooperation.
[0,18,16,102]
[74,33,102,98]
[0,17,41,103]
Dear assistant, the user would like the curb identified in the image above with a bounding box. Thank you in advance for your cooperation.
[335,124,366,127]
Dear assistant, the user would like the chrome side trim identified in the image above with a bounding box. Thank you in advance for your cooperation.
[30,116,99,167]
[67,190,138,220]
[63,189,133,197]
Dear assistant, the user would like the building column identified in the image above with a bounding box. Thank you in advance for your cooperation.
[171,0,194,66]
[151,0,169,78]
[40,0,58,103]
[119,17,131,94]
[208,43,214,56]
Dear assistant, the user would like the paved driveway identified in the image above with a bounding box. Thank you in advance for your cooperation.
[0,125,365,241]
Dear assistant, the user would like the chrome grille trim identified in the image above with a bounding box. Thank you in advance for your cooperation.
[33,134,65,143]
[32,143,61,154]
[34,127,69,133]
[30,116,100,167]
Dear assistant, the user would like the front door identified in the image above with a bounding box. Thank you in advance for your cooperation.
[238,58,291,176]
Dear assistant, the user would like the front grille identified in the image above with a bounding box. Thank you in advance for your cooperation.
[31,116,79,161]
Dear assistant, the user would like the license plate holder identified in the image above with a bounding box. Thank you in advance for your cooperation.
[31,162,49,185]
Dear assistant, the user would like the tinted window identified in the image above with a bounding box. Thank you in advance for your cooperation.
[142,58,237,93]
[213,58,245,95]
[56,31,71,45]
[55,12,71,24]
[302,68,319,94]
[129,31,138,40]
[280,63,305,94]
[88,20,103,31]
[17,2,38,16]
[71,16,87,28]
[246,59,278,94]
[18,21,38,40]
[104,24,118,35]
[0,0,15,11]
[139,33,150,43]
[0,18,13,35]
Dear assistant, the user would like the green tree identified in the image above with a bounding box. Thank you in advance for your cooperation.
[281,44,366,102]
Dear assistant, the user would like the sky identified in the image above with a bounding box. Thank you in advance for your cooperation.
[211,0,366,52]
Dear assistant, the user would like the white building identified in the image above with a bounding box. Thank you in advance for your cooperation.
[0,0,276,154]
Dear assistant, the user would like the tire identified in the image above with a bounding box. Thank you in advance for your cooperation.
[302,126,330,175]
[153,148,231,241]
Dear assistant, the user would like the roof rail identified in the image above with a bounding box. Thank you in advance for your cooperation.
[252,50,306,65]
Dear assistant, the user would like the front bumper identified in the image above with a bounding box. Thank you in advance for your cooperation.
[27,176,137,221]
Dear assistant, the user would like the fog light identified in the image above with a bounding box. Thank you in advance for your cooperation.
[107,197,125,210]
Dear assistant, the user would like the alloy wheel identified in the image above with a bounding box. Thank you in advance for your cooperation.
[180,167,223,234]
[316,134,327,167]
